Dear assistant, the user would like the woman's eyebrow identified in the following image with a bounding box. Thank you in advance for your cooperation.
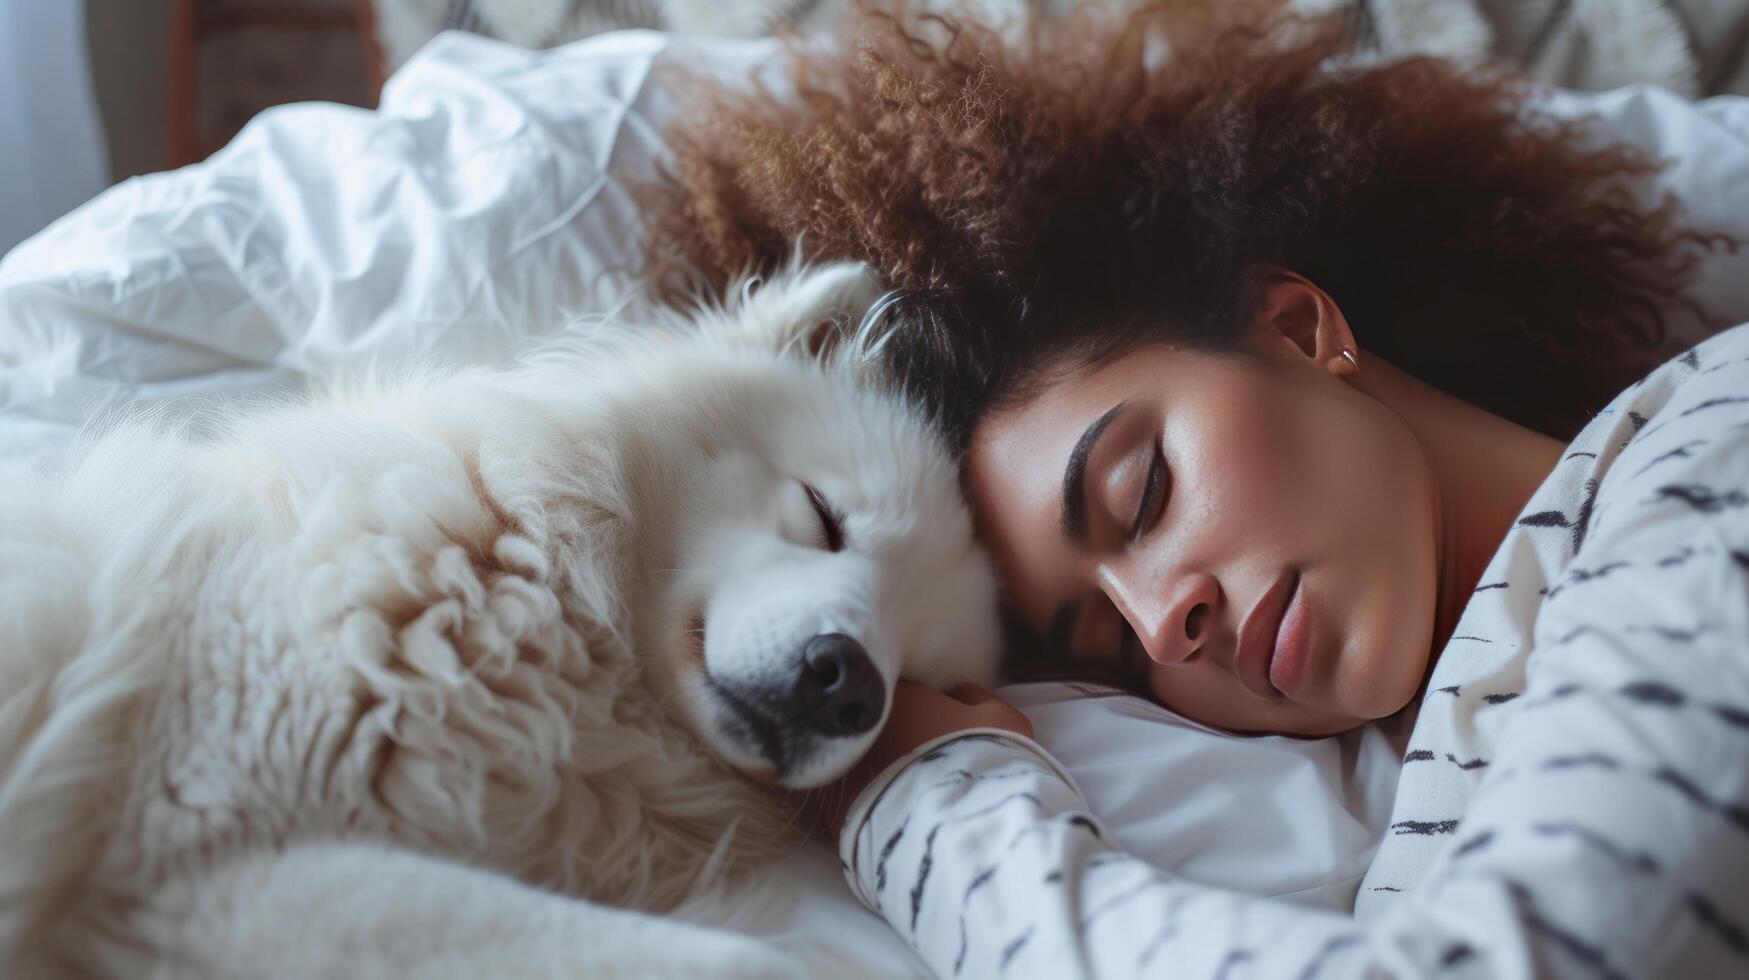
[1061,401,1127,542]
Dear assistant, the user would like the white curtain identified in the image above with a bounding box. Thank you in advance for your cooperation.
[0,0,110,257]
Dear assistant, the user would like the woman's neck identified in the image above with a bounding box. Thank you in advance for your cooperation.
[1352,356,1566,653]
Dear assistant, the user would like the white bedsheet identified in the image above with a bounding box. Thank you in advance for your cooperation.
[4,29,1748,977]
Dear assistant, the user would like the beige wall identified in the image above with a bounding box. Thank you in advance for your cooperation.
[85,0,171,180]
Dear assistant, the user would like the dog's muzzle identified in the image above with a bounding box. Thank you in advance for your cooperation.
[706,631,888,782]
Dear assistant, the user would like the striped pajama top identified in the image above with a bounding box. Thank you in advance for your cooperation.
[839,324,1749,978]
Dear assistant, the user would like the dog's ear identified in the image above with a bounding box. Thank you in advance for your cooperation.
[724,261,885,361]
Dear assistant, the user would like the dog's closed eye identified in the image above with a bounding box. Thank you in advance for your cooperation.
[802,484,846,553]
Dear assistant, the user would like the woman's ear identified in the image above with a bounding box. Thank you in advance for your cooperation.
[1249,270,1359,378]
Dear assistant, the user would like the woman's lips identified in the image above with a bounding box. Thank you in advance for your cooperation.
[1269,575,1312,696]
[1236,569,1300,701]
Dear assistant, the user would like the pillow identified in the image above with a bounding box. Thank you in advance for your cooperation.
[4,29,1748,977]
[1001,682,1406,910]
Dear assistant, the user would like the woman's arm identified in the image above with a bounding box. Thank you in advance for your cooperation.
[839,708,1365,978]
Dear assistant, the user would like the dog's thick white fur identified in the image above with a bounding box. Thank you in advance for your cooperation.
[0,263,1001,977]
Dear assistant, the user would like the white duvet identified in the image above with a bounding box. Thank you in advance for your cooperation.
[3,29,1747,976]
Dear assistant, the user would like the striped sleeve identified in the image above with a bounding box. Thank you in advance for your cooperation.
[839,730,1366,978]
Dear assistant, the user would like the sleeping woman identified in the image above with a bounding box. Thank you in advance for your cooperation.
[645,4,1749,976]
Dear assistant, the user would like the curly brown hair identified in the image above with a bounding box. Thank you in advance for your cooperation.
[642,1,1734,448]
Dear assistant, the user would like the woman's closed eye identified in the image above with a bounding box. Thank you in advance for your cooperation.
[1129,441,1168,540]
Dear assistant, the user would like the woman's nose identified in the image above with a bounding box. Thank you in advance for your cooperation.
[1098,564,1219,665]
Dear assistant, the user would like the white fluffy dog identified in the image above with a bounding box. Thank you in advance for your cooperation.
[0,263,1000,977]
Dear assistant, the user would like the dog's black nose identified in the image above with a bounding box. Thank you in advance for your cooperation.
[794,633,885,737]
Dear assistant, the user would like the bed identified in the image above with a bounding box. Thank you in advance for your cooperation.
[3,29,1747,976]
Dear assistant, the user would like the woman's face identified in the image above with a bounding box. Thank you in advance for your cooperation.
[965,284,1442,736]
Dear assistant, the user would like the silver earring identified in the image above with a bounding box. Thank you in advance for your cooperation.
[1338,347,1359,371]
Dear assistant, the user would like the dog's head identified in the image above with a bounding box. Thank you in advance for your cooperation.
[641,263,1002,789]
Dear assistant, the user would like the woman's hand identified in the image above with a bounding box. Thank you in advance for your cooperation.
[815,680,1033,837]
